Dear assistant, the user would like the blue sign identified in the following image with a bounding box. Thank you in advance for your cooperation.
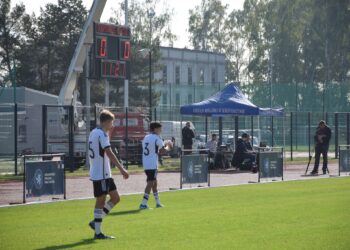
[25,161,64,197]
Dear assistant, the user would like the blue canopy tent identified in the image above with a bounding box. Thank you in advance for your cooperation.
[180,83,283,117]
[180,83,283,146]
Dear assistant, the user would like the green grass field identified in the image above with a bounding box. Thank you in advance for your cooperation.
[1,178,350,250]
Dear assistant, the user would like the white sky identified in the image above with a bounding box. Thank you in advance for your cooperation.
[11,0,244,48]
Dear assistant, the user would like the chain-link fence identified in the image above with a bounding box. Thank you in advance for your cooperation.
[1,103,349,175]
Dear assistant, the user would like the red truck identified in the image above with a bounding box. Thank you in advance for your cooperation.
[110,113,149,164]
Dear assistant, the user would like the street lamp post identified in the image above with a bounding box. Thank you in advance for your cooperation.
[138,9,155,121]
[148,8,155,121]
[148,49,152,121]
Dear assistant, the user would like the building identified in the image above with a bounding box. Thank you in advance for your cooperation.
[154,47,225,116]
[0,87,59,155]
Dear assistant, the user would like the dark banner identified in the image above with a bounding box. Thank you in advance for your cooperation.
[259,151,283,179]
[181,154,208,184]
[339,149,350,172]
[25,161,64,197]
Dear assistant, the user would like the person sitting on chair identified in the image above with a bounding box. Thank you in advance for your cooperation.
[232,133,257,171]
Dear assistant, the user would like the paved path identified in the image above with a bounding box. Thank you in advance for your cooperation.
[0,163,346,206]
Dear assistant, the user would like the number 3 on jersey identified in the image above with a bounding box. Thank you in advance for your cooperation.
[144,142,150,156]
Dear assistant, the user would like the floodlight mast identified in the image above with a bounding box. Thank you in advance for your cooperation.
[58,0,107,106]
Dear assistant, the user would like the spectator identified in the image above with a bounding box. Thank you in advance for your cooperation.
[206,134,218,158]
[245,136,253,151]
[232,133,257,170]
[182,121,195,155]
[310,120,332,175]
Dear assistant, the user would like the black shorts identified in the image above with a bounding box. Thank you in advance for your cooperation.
[92,178,117,198]
[145,169,158,182]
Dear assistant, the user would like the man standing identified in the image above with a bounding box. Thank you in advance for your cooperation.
[88,110,129,239]
[311,120,332,175]
[182,121,195,155]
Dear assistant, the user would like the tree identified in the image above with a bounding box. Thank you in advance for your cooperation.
[188,0,227,51]
[0,0,28,86]
[14,0,87,94]
[224,9,247,82]
[106,0,177,107]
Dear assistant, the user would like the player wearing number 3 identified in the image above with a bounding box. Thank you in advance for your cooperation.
[88,110,129,239]
[140,122,173,209]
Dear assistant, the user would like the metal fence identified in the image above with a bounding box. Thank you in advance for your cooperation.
[0,103,349,175]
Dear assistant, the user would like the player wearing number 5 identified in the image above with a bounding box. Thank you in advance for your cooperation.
[88,110,129,239]
[140,122,172,209]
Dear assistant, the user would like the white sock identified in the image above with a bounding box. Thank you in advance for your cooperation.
[141,193,149,206]
[154,192,161,205]
[94,208,103,234]
[102,201,115,217]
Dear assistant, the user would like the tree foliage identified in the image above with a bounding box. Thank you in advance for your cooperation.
[107,0,176,107]
[188,0,350,111]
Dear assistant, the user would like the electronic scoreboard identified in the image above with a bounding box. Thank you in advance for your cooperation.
[92,22,131,79]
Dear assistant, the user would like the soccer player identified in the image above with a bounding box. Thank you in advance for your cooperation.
[88,110,129,239]
[140,122,172,209]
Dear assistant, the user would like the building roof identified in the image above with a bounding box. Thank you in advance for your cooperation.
[160,46,225,57]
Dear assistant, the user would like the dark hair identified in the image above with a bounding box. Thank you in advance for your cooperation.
[100,110,114,123]
[241,133,249,139]
[150,121,162,131]
[212,133,217,137]
[319,120,326,126]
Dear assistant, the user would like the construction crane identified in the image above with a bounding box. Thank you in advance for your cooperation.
[58,0,107,106]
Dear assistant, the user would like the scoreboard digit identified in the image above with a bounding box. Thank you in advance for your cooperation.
[93,22,131,79]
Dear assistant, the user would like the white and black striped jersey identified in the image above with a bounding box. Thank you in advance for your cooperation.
[88,128,112,181]
[142,133,165,170]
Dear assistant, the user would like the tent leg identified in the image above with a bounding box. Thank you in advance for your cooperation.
[205,116,208,143]
[219,117,223,146]
[235,116,239,145]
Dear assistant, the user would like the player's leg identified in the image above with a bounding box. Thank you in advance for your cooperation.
[140,170,154,209]
[94,194,106,236]
[90,180,115,239]
[152,179,164,208]
[140,181,153,209]
[103,179,120,216]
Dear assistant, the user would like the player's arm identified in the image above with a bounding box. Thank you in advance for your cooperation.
[105,148,129,179]
[159,140,173,155]
[99,134,128,179]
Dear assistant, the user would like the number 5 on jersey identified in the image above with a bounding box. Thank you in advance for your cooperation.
[89,141,95,158]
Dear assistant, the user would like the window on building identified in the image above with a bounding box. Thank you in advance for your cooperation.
[176,93,180,106]
[199,68,204,84]
[188,94,193,104]
[175,66,180,84]
[19,125,26,143]
[211,68,216,84]
[162,93,167,105]
[188,67,192,85]
[162,65,167,84]
[200,94,204,101]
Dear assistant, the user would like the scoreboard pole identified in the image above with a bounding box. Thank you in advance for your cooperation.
[124,0,129,108]
[105,79,109,106]
[85,44,91,170]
